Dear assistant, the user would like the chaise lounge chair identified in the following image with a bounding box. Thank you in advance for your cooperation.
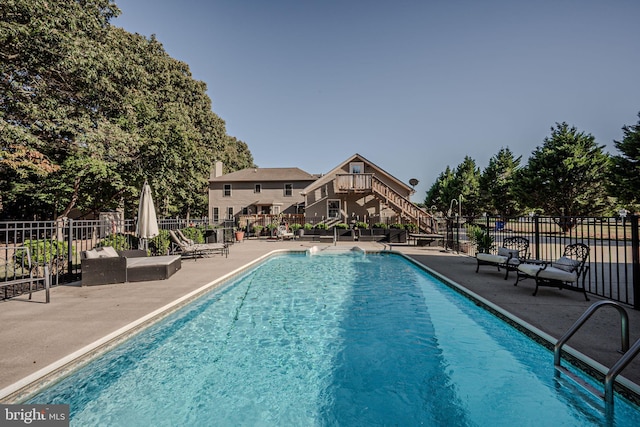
[169,230,229,259]
[514,243,590,300]
[476,236,529,280]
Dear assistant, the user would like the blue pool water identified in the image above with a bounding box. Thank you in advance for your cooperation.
[29,252,640,426]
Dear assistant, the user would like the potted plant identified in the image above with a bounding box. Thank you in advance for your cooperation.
[252,224,264,237]
[468,225,494,254]
[234,227,245,242]
[266,222,278,237]
[290,223,303,237]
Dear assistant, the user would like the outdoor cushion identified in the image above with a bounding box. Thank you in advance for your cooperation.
[498,247,520,259]
[101,246,119,258]
[476,253,507,264]
[553,256,580,272]
[517,263,577,282]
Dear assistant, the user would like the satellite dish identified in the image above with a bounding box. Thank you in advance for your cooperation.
[409,178,419,187]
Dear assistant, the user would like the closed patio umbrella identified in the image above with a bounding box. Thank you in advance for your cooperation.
[136,181,159,250]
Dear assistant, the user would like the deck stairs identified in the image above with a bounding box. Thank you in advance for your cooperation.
[370,176,436,234]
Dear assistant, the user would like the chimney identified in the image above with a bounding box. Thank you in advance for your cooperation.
[210,161,224,180]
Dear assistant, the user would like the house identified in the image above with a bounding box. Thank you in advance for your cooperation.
[208,161,317,224]
[208,154,435,234]
[301,153,432,231]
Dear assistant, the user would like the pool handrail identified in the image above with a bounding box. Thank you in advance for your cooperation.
[554,300,636,408]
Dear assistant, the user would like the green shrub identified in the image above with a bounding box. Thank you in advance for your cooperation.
[390,223,404,229]
[181,227,204,244]
[355,221,368,229]
[405,223,417,231]
[98,234,132,251]
[372,222,387,229]
[334,223,349,229]
[18,239,72,265]
[314,223,328,230]
[289,223,302,232]
[252,224,264,235]
[466,224,494,253]
[304,223,313,230]
[149,229,171,255]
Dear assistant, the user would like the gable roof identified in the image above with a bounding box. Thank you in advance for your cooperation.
[301,153,413,194]
[210,167,318,182]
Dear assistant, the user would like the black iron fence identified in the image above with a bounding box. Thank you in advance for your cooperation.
[2,215,638,309]
[443,215,639,309]
[0,218,231,294]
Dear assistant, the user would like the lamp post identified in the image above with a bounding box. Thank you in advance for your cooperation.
[409,178,419,231]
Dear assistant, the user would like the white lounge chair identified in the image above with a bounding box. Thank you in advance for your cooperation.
[514,243,590,300]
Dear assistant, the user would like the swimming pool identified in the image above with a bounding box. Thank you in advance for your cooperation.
[27,251,640,425]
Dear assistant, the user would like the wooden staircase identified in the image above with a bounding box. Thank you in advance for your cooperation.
[370,176,436,234]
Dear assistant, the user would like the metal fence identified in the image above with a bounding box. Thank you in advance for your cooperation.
[443,215,640,309]
[2,215,639,309]
[0,218,231,294]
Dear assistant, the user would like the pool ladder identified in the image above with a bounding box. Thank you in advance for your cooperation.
[554,300,640,409]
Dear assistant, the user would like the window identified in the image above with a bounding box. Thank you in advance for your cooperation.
[212,207,219,223]
[223,184,232,197]
[349,162,364,174]
[227,207,234,220]
[254,184,261,193]
[284,183,293,197]
[327,200,340,219]
[273,205,280,214]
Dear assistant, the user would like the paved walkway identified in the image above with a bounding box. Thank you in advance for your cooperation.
[1,240,639,402]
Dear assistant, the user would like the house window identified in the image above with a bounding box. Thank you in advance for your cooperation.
[212,207,219,223]
[273,205,280,214]
[327,200,340,219]
[284,183,293,197]
[349,162,364,174]
[227,207,233,220]
[254,184,261,193]
[223,184,231,197]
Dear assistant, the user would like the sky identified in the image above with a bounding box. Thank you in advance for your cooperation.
[112,0,640,200]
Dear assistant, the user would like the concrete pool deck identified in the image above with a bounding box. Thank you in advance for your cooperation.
[1,239,639,402]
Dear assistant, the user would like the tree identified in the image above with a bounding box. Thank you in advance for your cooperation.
[452,156,481,217]
[424,157,481,218]
[479,148,522,217]
[513,122,610,230]
[0,1,251,219]
[609,112,640,210]
[424,166,455,215]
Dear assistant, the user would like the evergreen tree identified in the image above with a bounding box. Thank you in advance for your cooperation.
[479,148,522,217]
[513,122,610,230]
[609,112,640,210]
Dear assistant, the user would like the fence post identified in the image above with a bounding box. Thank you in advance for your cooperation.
[67,218,73,276]
[631,215,640,310]
[534,215,540,260]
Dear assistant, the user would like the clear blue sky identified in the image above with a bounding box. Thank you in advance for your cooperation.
[113,0,640,200]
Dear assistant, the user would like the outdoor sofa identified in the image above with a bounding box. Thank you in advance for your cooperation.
[80,247,181,286]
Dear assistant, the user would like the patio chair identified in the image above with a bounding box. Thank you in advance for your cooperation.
[514,243,590,300]
[170,230,228,258]
[276,225,294,240]
[475,236,529,280]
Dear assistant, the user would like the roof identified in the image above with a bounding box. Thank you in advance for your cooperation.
[210,167,317,182]
[301,153,413,194]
